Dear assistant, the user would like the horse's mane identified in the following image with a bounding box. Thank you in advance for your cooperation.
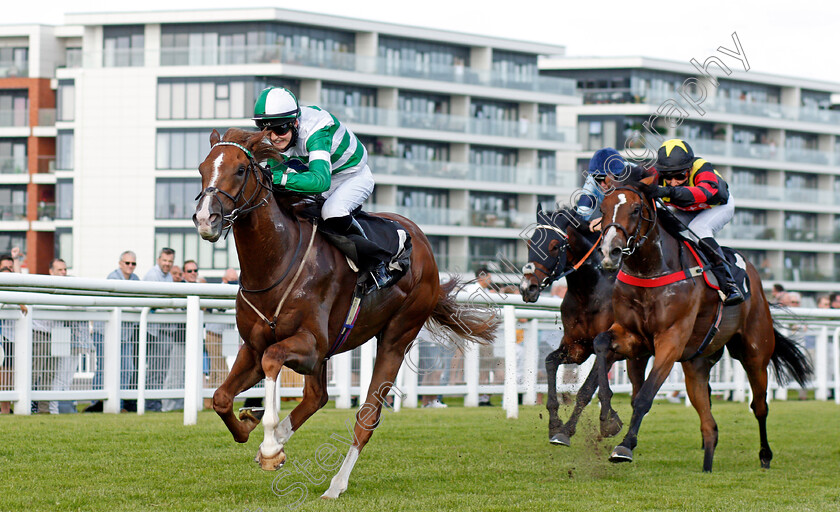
[222,127,281,163]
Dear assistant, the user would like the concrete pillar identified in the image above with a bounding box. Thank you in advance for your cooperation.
[298,79,322,105]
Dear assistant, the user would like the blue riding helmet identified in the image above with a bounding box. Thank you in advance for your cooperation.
[588,148,627,179]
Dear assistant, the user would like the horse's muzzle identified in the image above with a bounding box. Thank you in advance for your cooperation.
[194,193,223,242]
[520,276,540,303]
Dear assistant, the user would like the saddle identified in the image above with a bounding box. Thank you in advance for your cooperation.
[293,198,412,286]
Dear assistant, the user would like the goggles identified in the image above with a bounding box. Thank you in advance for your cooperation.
[258,120,295,136]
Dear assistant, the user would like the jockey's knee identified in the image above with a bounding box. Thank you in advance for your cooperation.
[323,214,352,233]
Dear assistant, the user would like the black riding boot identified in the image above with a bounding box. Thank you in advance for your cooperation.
[701,237,744,306]
[325,216,395,291]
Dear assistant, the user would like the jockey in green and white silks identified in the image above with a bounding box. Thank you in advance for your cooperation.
[253,86,394,289]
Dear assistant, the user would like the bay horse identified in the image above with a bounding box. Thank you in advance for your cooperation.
[519,205,646,446]
[193,128,496,498]
[594,173,811,471]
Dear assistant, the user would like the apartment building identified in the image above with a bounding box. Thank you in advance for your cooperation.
[2,8,582,280]
[542,56,840,295]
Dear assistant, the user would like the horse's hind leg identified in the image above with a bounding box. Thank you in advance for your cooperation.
[213,343,265,443]
[737,331,774,469]
[681,358,718,472]
[322,324,422,500]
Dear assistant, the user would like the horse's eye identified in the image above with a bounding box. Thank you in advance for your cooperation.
[632,204,641,215]
[237,165,246,176]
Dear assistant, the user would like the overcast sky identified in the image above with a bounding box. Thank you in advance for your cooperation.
[8,0,840,84]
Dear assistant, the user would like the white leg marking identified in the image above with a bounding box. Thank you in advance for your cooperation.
[321,446,359,499]
[260,377,282,458]
[612,193,627,223]
[273,415,295,447]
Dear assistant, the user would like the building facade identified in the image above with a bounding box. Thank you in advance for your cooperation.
[5,8,581,280]
[542,56,840,296]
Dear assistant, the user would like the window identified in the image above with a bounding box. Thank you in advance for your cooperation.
[379,36,469,78]
[320,83,376,124]
[103,26,145,67]
[427,235,449,270]
[0,47,29,77]
[156,179,202,219]
[156,129,215,169]
[0,140,26,174]
[468,238,517,272]
[0,186,26,220]
[56,131,74,170]
[396,187,449,225]
[470,192,518,228]
[160,22,354,67]
[784,212,817,242]
[157,77,263,120]
[398,140,449,161]
[0,91,28,127]
[537,194,557,211]
[55,228,72,268]
[155,228,237,270]
[0,232,26,255]
[56,180,73,220]
[783,251,819,281]
[492,50,537,83]
[57,80,75,122]
[64,47,82,68]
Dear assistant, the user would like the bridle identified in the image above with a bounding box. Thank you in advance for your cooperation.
[194,141,274,239]
[522,223,603,291]
[600,186,657,258]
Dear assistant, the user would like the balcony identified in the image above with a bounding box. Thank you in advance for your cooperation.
[0,108,29,128]
[0,203,27,221]
[369,155,575,187]
[324,103,574,143]
[38,109,56,127]
[731,184,836,207]
[368,203,531,230]
[37,202,56,221]
[0,60,28,78]
[36,156,55,174]
[159,44,577,96]
[689,139,838,167]
[718,224,774,241]
[0,156,27,175]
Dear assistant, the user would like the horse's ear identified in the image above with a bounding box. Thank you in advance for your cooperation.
[210,129,221,146]
[537,203,543,216]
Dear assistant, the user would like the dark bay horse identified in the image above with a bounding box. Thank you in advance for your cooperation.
[594,174,811,471]
[193,128,496,498]
[520,205,646,445]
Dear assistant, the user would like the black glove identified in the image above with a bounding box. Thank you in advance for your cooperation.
[653,185,673,198]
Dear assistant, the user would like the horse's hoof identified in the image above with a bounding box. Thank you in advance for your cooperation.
[321,488,344,500]
[600,412,623,438]
[257,449,286,471]
[239,407,265,422]
[760,459,771,469]
[609,446,633,463]
[549,433,571,446]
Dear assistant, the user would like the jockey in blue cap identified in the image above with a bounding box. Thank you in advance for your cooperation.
[575,148,630,230]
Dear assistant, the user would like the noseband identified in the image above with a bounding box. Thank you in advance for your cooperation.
[194,141,274,238]
[600,186,657,257]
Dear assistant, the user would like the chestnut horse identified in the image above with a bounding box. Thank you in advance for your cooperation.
[594,174,811,471]
[520,205,646,446]
[193,128,496,498]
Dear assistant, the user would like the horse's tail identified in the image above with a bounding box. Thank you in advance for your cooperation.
[426,277,498,349]
[770,328,813,387]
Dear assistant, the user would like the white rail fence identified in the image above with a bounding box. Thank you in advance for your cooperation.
[0,273,837,425]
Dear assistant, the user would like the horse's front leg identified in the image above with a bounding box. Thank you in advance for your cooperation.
[609,337,682,464]
[593,329,624,438]
[256,332,317,471]
[213,343,265,443]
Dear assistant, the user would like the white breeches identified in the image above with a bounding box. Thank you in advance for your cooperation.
[669,195,735,239]
[321,165,374,220]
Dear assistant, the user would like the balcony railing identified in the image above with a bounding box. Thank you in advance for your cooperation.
[159,44,577,96]
[718,224,775,241]
[369,155,575,187]
[0,108,29,127]
[0,61,28,78]
[730,184,836,206]
[0,156,27,174]
[37,109,56,127]
[688,139,838,167]
[36,156,55,174]
[0,203,27,221]
[368,203,531,229]
[324,103,574,143]
[643,92,840,127]
[37,202,56,221]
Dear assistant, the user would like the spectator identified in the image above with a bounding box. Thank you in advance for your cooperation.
[550,282,567,300]
[87,251,141,413]
[817,294,831,309]
[183,260,207,284]
[0,254,21,414]
[170,265,184,283]
[771,283,785,305]
[830,292,840,309]
[10,246,23,273]
[781,291,802,308]
[144,248,176,412]
[204,268,238,408]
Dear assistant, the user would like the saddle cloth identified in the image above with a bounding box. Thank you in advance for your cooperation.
[295,200,412,278]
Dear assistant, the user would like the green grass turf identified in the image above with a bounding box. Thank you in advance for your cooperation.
[1,397,838,512]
